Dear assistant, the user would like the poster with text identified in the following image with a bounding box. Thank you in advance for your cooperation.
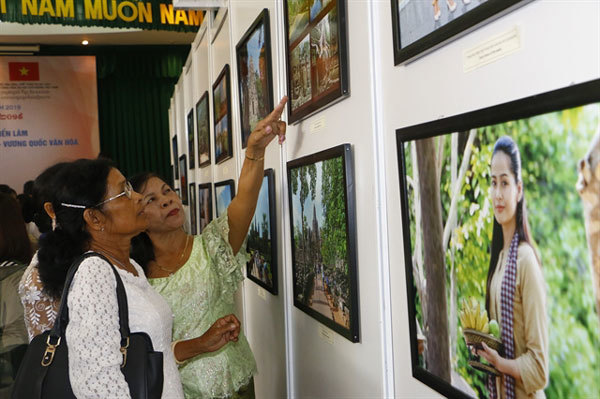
[0,56,100,191]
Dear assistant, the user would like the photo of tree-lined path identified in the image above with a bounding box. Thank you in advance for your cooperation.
[290,155,351,329]
[403,104,600,398]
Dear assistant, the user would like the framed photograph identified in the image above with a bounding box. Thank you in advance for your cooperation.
[198,183,213,234]
[236,9,275,148]
[247,169,278,294]
[189,182,197,235]
[187,109,195,169]
[213,64,233,164]
[284,0,349,124]
[396,80,600,399]
[391,0,532,65]
[214,179,236,218]
[172,136,179,179]
[196,91,211,168]
[287,143,359,342]
[178,155,188,205]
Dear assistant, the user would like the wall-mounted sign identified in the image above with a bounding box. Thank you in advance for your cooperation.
[0,0,203,32]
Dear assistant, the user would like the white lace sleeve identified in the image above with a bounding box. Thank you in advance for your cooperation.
[65,256,131,399]
[18,255,59,342]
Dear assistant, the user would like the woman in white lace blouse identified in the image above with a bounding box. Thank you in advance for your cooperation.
[29,159,241,399]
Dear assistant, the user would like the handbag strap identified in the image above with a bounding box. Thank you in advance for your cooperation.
[49,252,131,347]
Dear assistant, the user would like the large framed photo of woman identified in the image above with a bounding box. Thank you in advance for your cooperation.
[396,80,600,399]
[391,0,532,65]
[236,9,274,149]
[284,0,349,124]
[287,144,359,342]
[247,169,278,294]
[213,65,233,164]
[196,91,211,168]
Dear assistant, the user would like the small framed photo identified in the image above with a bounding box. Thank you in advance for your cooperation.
[198,183,213,234]
[172,136,179,179]
[187,109,195,169]
[284,0,349,124]
[170,164,174,188]
[236,9,274,148]
[178,155,188,205]
[246,169,278,294]
[189,182,197,235]
[196,91,211,168]
[212,64,233,164]
[214,179,235,218]
[287,143,359,342]
[391,0,532,65]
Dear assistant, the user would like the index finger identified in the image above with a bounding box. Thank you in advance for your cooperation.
[264,96,288,124]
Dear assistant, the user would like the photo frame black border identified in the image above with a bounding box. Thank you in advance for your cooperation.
[214,179,236,218]
[246,168,278,295]
[196,91,211,168]
[189,182,197,235]
[390,0,533,65]
[172,136,179,179]
[236,9,275,149]
[283,0,350,124]
[178,154,188,206]
[198,182,213,234]
[286,143,359,342]
[187,109,195,169]
[212,64,234,164]
[395,79,600,399]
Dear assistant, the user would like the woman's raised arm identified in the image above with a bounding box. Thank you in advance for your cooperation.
[227,97,287,255]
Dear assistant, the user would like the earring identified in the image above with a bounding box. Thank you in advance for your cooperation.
[101,226,105,232]
[52,218,57,231]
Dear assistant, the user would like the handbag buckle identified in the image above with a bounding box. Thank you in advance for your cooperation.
[41,336,61,366]
[120,337,130,368]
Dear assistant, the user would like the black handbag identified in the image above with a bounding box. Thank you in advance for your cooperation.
[11,252,164,399]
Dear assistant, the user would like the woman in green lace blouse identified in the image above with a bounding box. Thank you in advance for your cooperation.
[131,97,287,398]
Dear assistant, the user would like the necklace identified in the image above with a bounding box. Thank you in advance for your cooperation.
[94,249,134,275]
[154,233,190,277]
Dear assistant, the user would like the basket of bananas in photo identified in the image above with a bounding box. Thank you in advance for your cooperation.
[460,297,503,375]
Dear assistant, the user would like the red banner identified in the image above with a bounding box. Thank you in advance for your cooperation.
[8,62,40,81]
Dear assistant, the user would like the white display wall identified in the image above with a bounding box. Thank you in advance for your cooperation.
[168,1,600,398]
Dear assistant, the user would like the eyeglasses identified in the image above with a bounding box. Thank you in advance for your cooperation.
[61,181,133,209]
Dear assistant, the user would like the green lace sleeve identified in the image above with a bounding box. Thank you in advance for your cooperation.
[201,212,250,302]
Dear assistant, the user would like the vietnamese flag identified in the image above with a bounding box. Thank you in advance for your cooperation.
[8,62,40,81]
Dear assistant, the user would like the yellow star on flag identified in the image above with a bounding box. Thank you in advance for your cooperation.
[19,67,29,76]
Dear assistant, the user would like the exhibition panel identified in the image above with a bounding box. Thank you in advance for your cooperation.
[165,1,600,398]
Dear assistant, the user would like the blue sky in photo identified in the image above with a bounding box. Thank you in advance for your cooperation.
[246,26,264,76]
[310,0,322,21]
[291,161,324,232]
[250,175,271,239]
[216,184,232,216]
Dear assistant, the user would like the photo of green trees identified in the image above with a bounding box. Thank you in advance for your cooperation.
[288,145,358,341]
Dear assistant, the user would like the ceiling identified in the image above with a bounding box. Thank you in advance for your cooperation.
[0,22,197,46]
